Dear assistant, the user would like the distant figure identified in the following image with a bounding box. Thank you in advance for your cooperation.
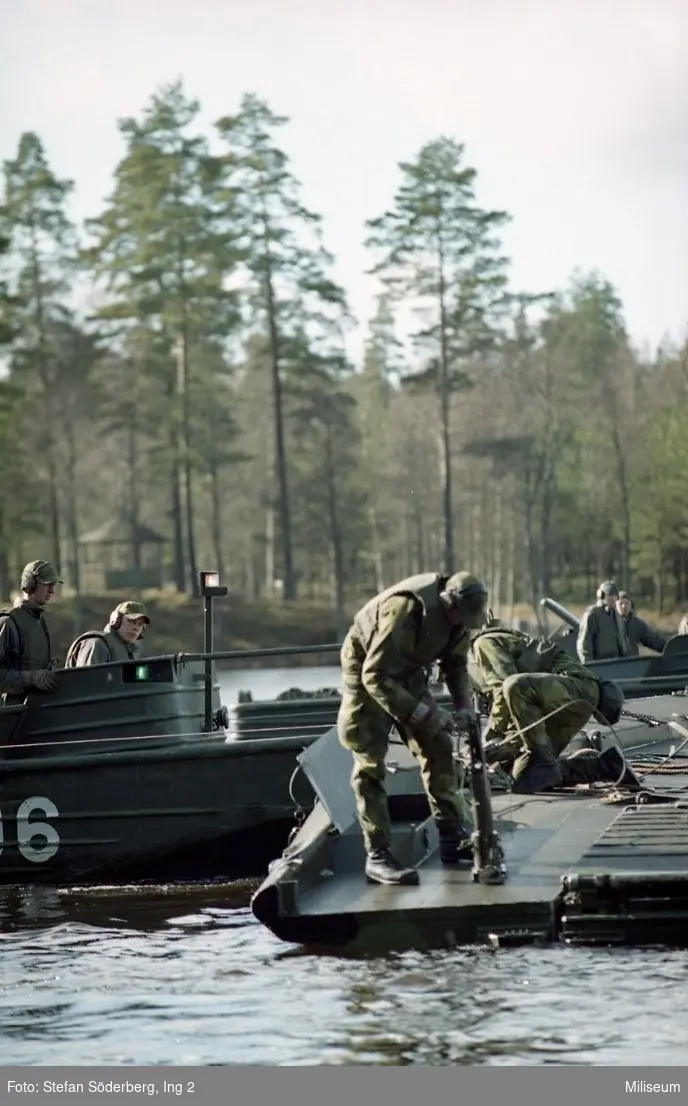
[467,625,638,793]
[577,581,631,663]
[617,592,667,656]
[337,571,489,886]
[0,560,62,699]
[678,614,688,636]
[65,601,150,667]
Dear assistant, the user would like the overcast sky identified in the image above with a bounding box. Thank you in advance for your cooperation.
[2,0,687,357]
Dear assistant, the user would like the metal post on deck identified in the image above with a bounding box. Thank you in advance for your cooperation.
[198,571,228,733]
[464,708,508,885]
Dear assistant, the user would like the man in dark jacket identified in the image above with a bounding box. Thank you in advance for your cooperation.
[337,571,488,886]
[577,580,631,662]
[0,560,61,700]
[617,592,667,655]
[66,601,151,667]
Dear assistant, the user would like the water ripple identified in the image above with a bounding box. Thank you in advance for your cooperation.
[1,887,688,1065]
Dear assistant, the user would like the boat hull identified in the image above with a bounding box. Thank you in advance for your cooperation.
[0,734,316,886]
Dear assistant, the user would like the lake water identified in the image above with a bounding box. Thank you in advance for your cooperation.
[1,668,687,1066]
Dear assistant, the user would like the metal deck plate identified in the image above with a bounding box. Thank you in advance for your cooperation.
[578,805,688,870]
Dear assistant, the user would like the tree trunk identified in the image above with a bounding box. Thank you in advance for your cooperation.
[436,226,454,574]
[64,422,82,635]
[176,332,197,594]
[209,459,225,582]
[261,212,296,600]
[324,423,345,627]
[265,507,275,597]
[29,220,62,568]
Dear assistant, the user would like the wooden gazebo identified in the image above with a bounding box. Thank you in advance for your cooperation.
[77,517,168,592]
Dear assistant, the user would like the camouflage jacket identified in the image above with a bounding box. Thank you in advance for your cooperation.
[346,573,471,724]
[468,626,596,738]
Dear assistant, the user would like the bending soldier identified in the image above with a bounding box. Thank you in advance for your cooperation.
[66,601,150,667]
[337,571,488,887]
[467,624,638,793]
[617,592,667,656]
[0,560,62,701]
[577,580,631,663]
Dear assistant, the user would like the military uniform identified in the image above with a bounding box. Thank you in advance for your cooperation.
[0,560,61,699]
[577,602,631,662]
[467,627,630,793]
[66,601,150,667]
[337,572,487,883]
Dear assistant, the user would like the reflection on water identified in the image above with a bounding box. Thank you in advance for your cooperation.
[2,666,688,1065]
[1,883,688,1066]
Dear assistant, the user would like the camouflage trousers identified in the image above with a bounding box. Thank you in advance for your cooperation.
[337,676,467,854]
[489,671,601,788]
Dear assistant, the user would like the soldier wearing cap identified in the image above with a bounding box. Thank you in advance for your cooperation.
[337,570,489,886]
[576,580,631,663]
[617,591,667,656]
[65,601,151,667]
[0,560,62,698]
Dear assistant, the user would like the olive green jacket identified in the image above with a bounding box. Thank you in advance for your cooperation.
[346,572,471,724]
[0,600,53,695]
[68,627,142,667]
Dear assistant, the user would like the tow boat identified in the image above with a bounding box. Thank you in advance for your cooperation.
[0,574,332,887]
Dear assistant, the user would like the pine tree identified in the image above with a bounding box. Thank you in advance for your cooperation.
[215,94,350,600]
[0,132,78,567]
[83,80,242,593]
[365,138,510,572]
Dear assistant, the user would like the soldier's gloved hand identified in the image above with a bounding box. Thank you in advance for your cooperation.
[408,701,455,739]
[24,669,58,692]
[423,706,456,739]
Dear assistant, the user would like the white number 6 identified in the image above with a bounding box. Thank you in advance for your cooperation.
[16,797,60,862]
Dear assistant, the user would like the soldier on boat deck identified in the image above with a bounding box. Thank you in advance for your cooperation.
[337,571,489,887]
[65,601,151,667]
[0,560,61,700]
[466,622,639,794]
[617,591,667,656]
[576,580,631,663]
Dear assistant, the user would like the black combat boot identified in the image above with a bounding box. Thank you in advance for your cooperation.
[437,823,473,865]
[364,848,420,886]
[599,746,641,791]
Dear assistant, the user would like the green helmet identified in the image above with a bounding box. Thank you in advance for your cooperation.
[441,572,488,628]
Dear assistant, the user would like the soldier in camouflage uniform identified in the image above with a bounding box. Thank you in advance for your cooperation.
[65,601,151,667]
[467,625,637,793]
[577,580,631,662]
[0,560,61,702]
[617,592,667,656]
[337,571,488,886]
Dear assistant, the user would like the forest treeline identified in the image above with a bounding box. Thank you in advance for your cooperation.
[1,79,687,623]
